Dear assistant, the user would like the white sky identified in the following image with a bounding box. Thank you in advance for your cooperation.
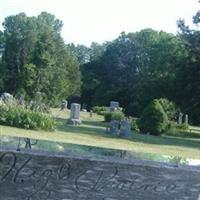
[0,0,199,46]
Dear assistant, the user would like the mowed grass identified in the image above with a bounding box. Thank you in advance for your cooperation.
[1,108,200,159]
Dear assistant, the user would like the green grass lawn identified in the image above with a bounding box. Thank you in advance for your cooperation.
[1,108,200,159]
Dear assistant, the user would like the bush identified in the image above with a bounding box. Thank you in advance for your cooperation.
[103,111,125,122]
[167,121,189,132]
[111,111,125,121]
[104,112,112,122]
[0,103,54,130]
[131,117,139,132]
[92,106,109,115]
[165,121,191,138]
[157,98,179,121]
[139,100,169,135]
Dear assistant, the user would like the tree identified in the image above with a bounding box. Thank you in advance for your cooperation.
[67,43,90,65]
[81,30,185,116]
[0,12,81,106]
[174,9,200,124]
[81,32,140,110]
[89,42,108,61]
[131,29,186,115]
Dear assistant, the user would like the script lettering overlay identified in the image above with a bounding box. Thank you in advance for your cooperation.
[0,151,200,200]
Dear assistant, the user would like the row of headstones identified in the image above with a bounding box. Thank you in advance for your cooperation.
[67,101,121,125]
[61,100,88,112]
[67,101,120,121]
[109,101,132,137]
[178,113,189,124]
[67,101,132,138]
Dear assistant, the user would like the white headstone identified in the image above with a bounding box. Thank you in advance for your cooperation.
[68,103,81,125]
[178,113,183,124]
[185,114,189,124]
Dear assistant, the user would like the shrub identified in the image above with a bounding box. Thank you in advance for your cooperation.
[167,121,189,132]
[157,98,179,121]
[165,121,190,137]
[104,112,112,122]
[0,103,54,130]
[92,106,109,115]
[139,100,169,135]
[103,111,125,122]
[176,123,189,130]
[111,111,125,121]
[131,117,139,132]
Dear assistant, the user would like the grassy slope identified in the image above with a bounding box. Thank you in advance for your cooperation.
[1,108,200,159]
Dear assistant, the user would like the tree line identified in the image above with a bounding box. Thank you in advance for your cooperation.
[0,10,200,124]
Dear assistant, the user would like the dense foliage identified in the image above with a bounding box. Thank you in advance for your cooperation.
[139,100,169,135]
[0,12,81,106]
[157,98,179,121]
[131,117,139,132]
[80,30,185,116]
[0,102,54,130]
[92,106,109,115]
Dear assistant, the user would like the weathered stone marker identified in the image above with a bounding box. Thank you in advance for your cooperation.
[60,100,68,110]
[178,112,183,124]
[120,118,131,137]
[110,101,119,112]
[0,92,14,102]
[1,149,200,200]
[185,114,189,124]
[110,120,119,136]
[68,103,81,125]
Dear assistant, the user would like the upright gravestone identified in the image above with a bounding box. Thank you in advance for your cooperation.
[110,101,119,112]
[18,95,25,105]
[178,113,183,124]
[120,118,131,138]
[68,103,81,125]
[90,110,93,118]
[185,114,189,124]
[110,120,119,136]
[61,100,68,110]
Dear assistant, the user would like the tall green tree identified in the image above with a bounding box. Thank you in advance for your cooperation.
[81,32,140,109]
[131,29,186,115]
[0,12,81,105]
[67,43,90,65]
[175,11,200,124]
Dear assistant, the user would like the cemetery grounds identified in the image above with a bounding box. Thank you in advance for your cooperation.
[1,108,200,161]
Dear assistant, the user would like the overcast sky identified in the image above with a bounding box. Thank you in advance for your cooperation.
[0,0,199,46]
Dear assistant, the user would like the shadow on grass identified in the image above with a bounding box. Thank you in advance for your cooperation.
[130,132,200,150]
[55,117,113,138]
[54,116,200,150]
[82,120,108,128]
[165,130,200,139]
